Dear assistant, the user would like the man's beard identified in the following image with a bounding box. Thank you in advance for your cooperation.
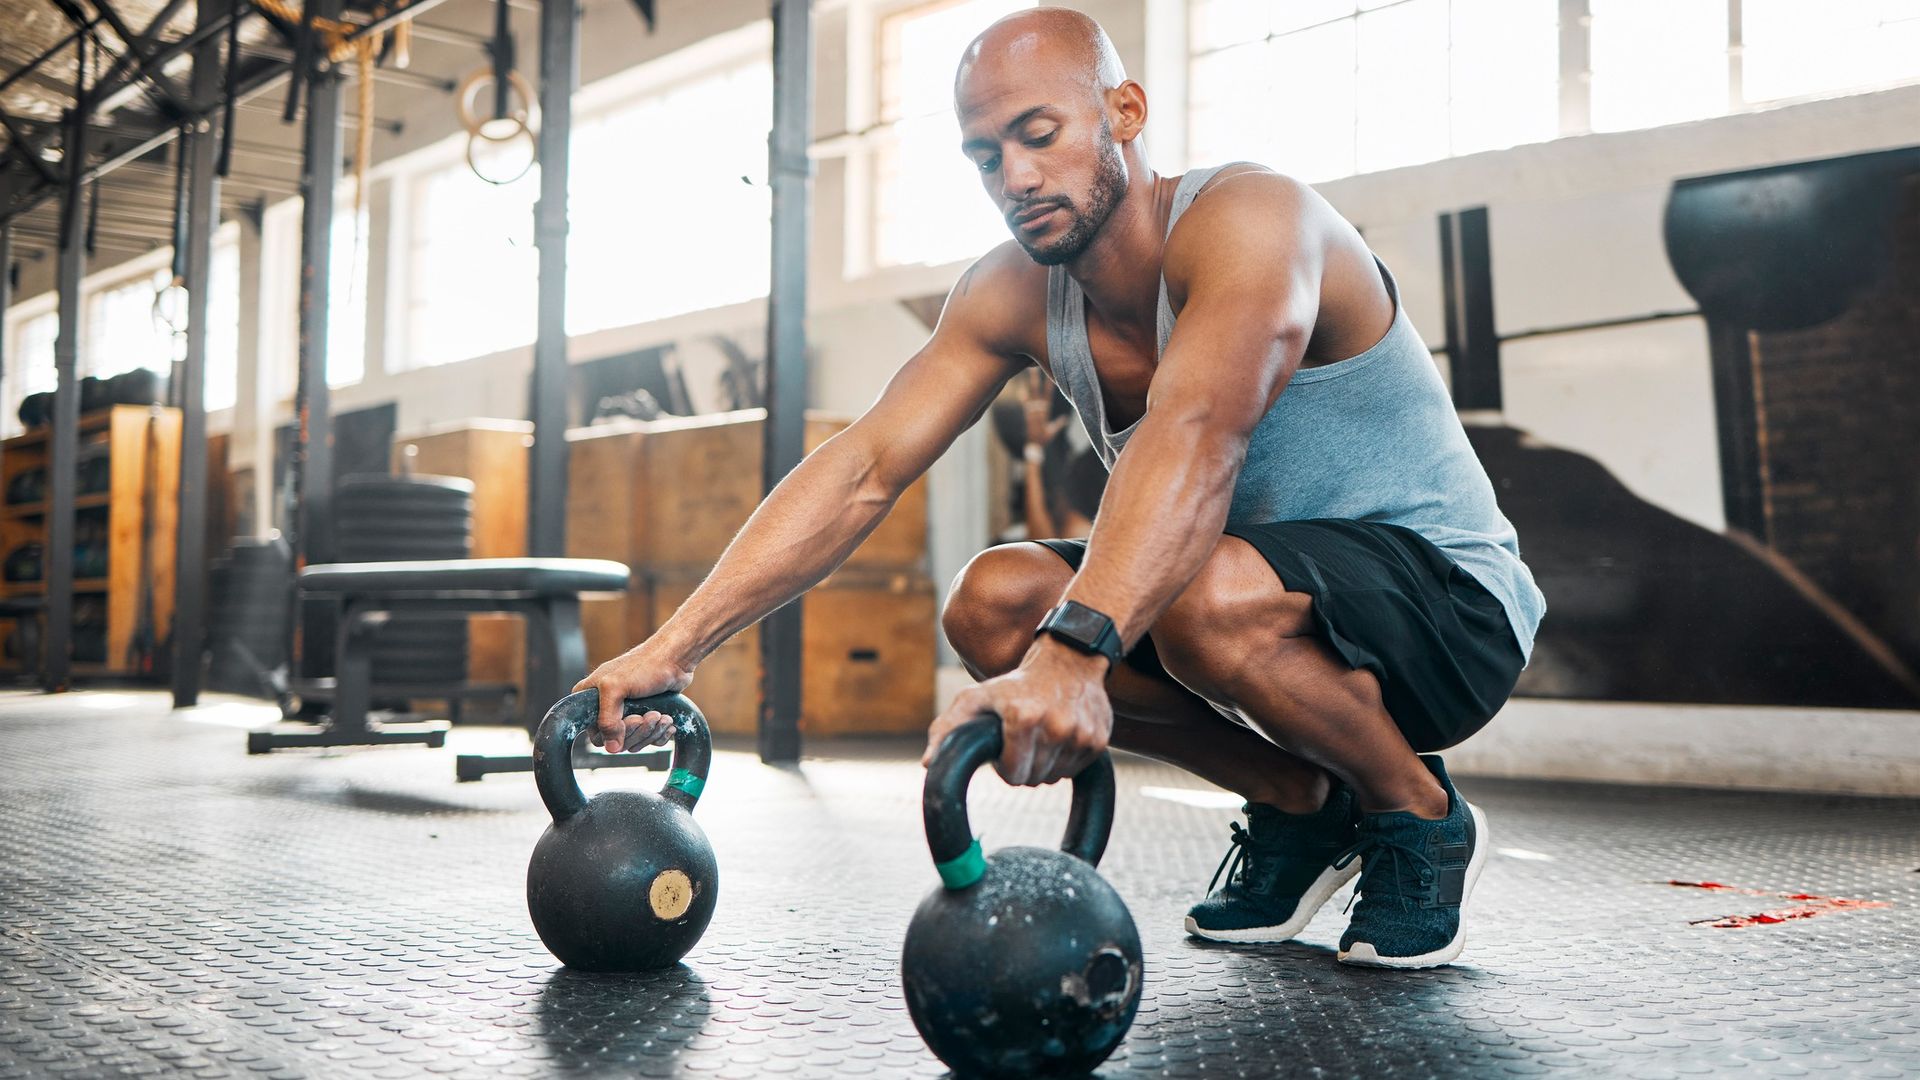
[1010,132,1128,267]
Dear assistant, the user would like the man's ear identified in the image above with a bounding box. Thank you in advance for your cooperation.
[1108,81,1149,143]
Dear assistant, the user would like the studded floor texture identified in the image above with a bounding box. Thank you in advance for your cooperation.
[0,690,1916,1079]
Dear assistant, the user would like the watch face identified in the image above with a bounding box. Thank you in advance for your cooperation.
[1052,603,1108,644]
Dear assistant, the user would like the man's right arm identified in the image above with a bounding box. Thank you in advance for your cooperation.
[576,245,1041,747]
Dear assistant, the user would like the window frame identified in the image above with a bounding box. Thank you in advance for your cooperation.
[1185,0,1920,184]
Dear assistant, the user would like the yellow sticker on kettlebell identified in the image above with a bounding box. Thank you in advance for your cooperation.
[650,869,694,920]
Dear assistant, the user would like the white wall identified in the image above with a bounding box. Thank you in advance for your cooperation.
[1311,85,1920,533]
[1502,318,1725,533]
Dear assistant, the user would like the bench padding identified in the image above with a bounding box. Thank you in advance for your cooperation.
[299,558,630,597]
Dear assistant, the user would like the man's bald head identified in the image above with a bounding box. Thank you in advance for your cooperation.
[950,8,1145,267]
[954,7,1127,109]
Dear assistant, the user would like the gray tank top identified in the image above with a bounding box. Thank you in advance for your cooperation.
[1044,163,1545,660]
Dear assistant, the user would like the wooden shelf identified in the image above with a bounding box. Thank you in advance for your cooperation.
[1,579,111,595]
[3,494,114,519]
[2,408,132,449]
[0,405,181,680]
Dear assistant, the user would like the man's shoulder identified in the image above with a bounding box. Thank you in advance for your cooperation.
[961,240,1050,297]
[1168,165,1318,252]
[940,242,1050,347]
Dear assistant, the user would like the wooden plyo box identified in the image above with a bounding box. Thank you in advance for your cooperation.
[565,408,932,670]
[391,420,534,702]
[568,409,929,578]
[566,423,652,669]
[650,570,937,737]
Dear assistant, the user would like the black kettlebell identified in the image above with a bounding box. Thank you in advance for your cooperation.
[4,543,44,584]
[901,715,1143,1079]
[79,376,109,415]
[7,467,45,506]
[18,392,51,430]
[526,688,718,971]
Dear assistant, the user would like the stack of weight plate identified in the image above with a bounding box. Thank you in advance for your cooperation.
[205,537,293,696]
[331,474,474,693]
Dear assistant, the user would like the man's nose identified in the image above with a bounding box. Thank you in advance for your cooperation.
[1000,152,1041,202]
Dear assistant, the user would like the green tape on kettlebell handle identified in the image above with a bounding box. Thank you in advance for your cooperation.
[667,768,705,798]
[935,838,987,890]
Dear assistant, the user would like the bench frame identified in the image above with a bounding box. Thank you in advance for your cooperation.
[248,585,666,781]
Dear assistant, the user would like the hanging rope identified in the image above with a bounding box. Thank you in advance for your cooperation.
[250,0,417,218]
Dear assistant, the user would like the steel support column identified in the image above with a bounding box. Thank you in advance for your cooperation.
[526,0,578,558]
[173,0,227,706]
[758,0,812,763]
[1439,207,1501,414]
[0,222,10,532]
[46,91,89,692]
[289,0,344,676]
[0,220,10,396]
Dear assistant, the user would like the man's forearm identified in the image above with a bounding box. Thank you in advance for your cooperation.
[1055,413,1243,650]
[653,437,900,665]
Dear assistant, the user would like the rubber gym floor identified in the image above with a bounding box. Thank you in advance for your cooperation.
[0,691,1915,1079]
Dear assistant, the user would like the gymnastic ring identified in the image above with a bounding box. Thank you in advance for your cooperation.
[456,65,538,139]
[465,121,537,185]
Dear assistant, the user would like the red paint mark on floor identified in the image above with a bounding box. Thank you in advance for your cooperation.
[1663,880,1892,928]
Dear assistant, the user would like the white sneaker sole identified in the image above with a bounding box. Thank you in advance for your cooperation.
[1182,859,1361,944]
[1338,801,1489,970]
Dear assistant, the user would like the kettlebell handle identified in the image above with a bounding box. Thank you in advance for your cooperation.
[532,689,713,824]
[922,714,1115,890]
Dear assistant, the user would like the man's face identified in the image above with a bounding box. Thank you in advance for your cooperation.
[956,87,1130,266]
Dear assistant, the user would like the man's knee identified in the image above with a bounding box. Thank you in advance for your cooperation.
[941,544,1069,677]
[1154,537,1311,701]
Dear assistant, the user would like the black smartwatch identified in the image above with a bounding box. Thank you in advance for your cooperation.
[1036,600,1124,669]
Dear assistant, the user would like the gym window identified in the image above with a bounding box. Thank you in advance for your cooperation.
[1189,0,1920,183]
[83,265,177,383]
[1187,0,1559,182]
[204,234,243,413]
[261,200,369,388]
[567,58,773,335]
[871,0,1036,270]
[1,308,58,438]
[404,160,538,371]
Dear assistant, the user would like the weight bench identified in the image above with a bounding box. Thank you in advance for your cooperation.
[247,558,668,781]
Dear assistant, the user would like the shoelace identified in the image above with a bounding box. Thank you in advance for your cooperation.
[1332,831,1439,913]
[1207,821,1257,894]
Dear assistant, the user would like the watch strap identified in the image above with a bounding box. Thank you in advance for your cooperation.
[1037,601,1124,668]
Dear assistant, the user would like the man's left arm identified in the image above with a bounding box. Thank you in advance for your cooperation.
[927,174,1326,785]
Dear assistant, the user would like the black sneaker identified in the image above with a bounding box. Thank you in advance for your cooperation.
[1336,755,1488,969]
[1183,782,1359,943]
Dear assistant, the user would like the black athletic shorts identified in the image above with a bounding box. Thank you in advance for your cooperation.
[1032,518,1525,752]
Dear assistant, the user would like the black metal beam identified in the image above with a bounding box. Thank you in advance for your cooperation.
[233,95,406,134]
[83,0,196,111]
[172,0,225,707]
[288,0,344,678]
[526,0,576,558]
[0,0,195,191]
[6,224,155,251]
[46,57,90,691]
[0,20,95,98]
[67,0,190,115]
[2,0,468,226]
[337,0,468,55]
[403,21,491,47]
[759,0,812,764]
[0,108,63,188]
[117,158,299,195]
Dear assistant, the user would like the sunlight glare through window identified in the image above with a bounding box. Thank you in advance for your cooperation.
[874,0,1035,269]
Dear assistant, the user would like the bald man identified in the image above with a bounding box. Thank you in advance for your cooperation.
[578,7,1544,969]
